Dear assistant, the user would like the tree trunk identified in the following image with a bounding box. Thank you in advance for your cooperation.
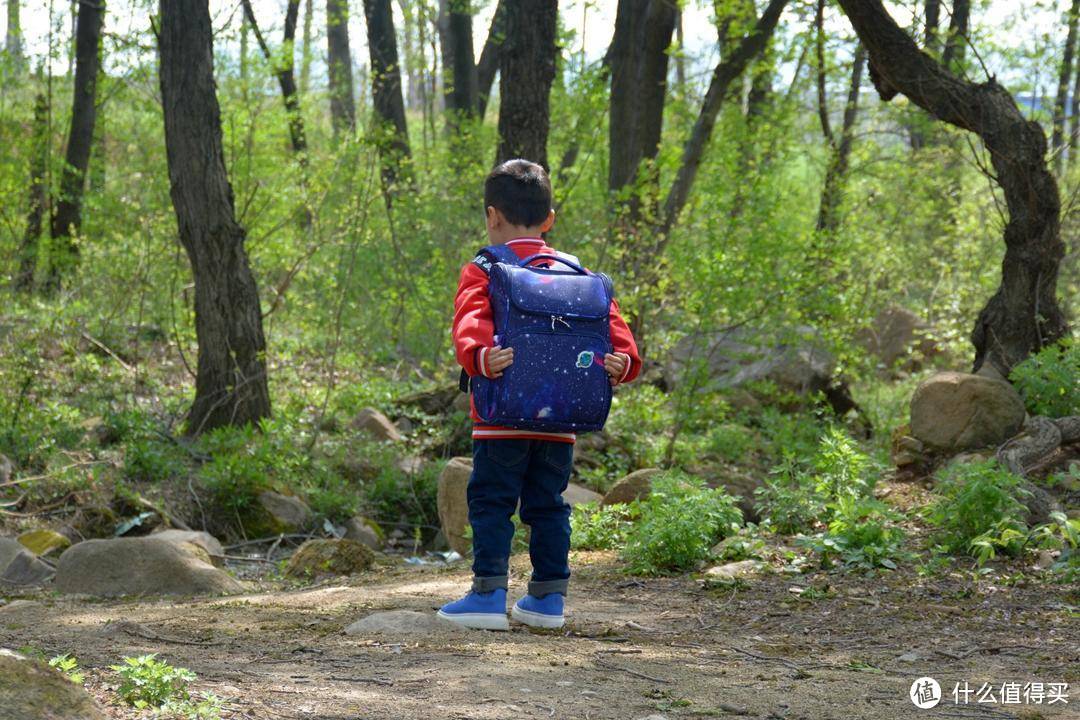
[495,0,557,169]
[1051,0,1080,176]
[46,0,104,291]
[658,0,788,239]
[158,0,272,435]
[941,0,970,72]
[363,0,412,194]
[14,91,47,293]
[242,0,307,158]
[1072,41,1080,174]
[675,9,686,87]
[475,0,505,119]
[5,0,22,71]
[836,0,1068,374]
[816,44,866,233]
[439,0,477,123]
[608,0,648,192]
[924,0,941,55]
[299,0,313,95]
[327,0,356,136]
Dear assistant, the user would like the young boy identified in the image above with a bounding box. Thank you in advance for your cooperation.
[439,159,641,630]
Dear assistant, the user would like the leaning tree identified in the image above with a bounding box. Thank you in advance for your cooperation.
[158,0,272,434]
[835,0,1068,375]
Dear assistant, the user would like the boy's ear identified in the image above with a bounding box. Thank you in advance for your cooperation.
[540,209,555,233]
[485,206,501,230]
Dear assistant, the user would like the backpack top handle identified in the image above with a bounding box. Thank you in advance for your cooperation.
[517,253,590,275]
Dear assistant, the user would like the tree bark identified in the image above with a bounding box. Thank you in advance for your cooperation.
[836,0,1068,374]
[1052,0,1080,176]
[299,0,313,95]
[438,0,477,122]
[816,44,866,233]
[658,0,788,238]
[14,91,47,293]
[495,0,557,169]
[158,0,272,435]
[1072,40,1080,174]
[608,0,648,192]
[475,0,505,119]
[242,0,307,158]
[5,0,22,71]
[327,0,356,136]
[46,0,104,291]
[363,0,412,194]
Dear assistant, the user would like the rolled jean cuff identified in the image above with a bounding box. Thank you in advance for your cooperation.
[472,575,508,593]
[528,578,568,598]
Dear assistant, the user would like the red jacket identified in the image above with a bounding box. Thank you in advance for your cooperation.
[452,237,641,443]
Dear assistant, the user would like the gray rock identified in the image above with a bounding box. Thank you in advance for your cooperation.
[910,371,1027,451]
[0,454,12,484]
[344,609,468,636]
[0,537,25,571]
[343,517,382,550]
[284,539,374,580]
[55,537,243,597]
[257,491,313,533]
[703,559,760,581]
[0,648,109,719]
[0,550,54,586]
[602,468,663,506]
[858,305,942,372]
[352,407,403,442]
[150,529,226,566]
[563,483,603,506]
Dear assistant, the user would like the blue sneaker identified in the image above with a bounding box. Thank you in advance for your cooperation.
[437,589,509,630]
[511,593,565,629]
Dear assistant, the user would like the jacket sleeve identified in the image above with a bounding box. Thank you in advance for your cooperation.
[609,298,642,384]
[452,262,497,378]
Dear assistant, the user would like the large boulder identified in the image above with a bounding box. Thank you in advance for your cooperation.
[0,649,109,720]
[255,491,313,533]
[602,468,663,506]
[858,306,942,372]
[910,372,1026,451]
[563,483,603,506]
[55,537,243,597]
[150,529,226,566]
[351,407,403,442]
[666,326,858,417]
[437,457,474,555]
[284,538,374,580]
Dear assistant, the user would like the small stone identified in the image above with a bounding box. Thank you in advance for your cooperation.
[352,408,403,442]
[344,609,468,635]
[256,491,313,533]
[0,550,55,586]
[285,538,374,580]
[343,517,383,550]
[703,559,760,581]
[602,468,662,506]
[17,529,71,557]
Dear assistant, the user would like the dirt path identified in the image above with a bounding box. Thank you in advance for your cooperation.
[1,552,1076,720]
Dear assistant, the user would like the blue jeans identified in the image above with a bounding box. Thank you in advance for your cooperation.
[468,439,574,598]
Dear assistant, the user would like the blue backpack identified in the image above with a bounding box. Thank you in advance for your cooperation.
[460,244,615,433]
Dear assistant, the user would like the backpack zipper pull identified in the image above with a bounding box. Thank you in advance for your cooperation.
[551,315,570,331]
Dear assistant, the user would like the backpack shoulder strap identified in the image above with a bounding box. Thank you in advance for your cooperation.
[471,244,519,275]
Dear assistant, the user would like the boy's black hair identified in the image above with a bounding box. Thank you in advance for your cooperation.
[484,159,552,227]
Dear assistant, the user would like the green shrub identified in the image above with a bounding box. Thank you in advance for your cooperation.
[800,496,907,569]
[571,501,637,550]
[111,654,196,709]
[361,458,440,532]
[622,473,742,575]
[1010,338,1080,417]
[123,437,188,482]
[927,460,1030,560]
[1028,511,1080,580]
[48,653,84,684]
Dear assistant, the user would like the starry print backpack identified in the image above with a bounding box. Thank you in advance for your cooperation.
[466,244,615,433]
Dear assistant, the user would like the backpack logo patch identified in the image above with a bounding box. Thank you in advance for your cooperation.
[576,351,595,369]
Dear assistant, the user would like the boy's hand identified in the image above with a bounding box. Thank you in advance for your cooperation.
[604,352,629,386]
[486,345,514,377]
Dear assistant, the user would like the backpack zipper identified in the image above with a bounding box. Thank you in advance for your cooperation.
[551,315,571,331]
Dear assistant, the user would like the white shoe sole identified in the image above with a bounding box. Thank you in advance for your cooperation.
[437,610,509,631]
[511,603,565,629]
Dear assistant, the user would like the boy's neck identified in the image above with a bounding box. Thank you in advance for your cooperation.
[489,228,546,245]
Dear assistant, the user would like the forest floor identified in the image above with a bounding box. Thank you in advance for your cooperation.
[1,538,1077,720]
